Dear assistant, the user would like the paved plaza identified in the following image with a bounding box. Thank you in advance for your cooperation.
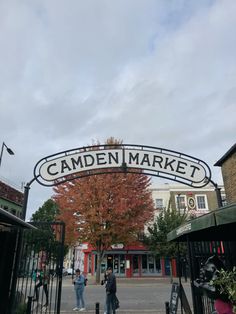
[60,276,193,314]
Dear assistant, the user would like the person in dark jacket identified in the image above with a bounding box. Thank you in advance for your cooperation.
[106,267,117,314]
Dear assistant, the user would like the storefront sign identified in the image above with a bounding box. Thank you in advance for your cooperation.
[176,223,192,236]
[34,144,211,187]
[111,244,124,249]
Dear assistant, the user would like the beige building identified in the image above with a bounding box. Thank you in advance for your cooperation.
[150,182,225,219]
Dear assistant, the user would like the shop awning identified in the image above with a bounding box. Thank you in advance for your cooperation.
[0,207,36,230]
[167,203,236,242]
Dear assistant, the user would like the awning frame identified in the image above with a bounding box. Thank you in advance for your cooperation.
[167,203,236,242]
[0,207,36,229]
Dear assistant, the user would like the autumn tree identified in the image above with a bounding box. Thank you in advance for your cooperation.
[53,138,155,283]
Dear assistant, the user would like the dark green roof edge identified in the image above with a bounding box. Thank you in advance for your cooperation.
[167,203,236,242]
[214,143,236,166]
[0,207,36,229]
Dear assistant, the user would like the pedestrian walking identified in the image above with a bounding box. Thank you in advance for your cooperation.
[106,267,118,314]
[73,269,86,311]
[33,263,49,307]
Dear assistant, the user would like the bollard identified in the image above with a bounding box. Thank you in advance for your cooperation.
[165,301,170,314]
[26,296,33,314]
[95,302,100,314]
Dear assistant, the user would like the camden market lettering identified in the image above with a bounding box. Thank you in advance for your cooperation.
[39,149,122,181]
[37,146,209,187]
[125,150,203,182]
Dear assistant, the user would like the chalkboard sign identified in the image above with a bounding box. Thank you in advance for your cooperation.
[169,283,180,314]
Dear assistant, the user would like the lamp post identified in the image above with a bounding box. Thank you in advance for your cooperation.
[0,142,14,168]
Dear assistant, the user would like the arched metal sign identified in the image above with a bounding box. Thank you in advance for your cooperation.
[34,144,211,188]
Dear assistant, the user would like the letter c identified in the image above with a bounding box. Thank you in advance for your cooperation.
[47,163,59,176]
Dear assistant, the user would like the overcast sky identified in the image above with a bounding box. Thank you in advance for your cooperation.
[0,0,235,220]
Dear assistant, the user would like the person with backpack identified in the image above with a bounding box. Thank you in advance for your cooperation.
[106,267,119,314]
[73,269,86,311]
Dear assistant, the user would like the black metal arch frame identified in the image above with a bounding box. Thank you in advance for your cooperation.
[21,143,224,222]
[33,143,212,188]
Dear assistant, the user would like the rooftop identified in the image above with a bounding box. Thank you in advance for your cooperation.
[214,143,236,166]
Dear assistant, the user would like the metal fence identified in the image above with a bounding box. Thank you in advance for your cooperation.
[0,226,21,314]
[187,240,235,314]
[12,222,65,314]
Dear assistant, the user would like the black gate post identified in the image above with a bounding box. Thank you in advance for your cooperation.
[56,222,65,314]
[8,178,37,313]
[187,238,204,314]
[95,302,100,314]
[177,242,184,314]
[26,296,32,314]
[8,229,23,314]
[165,301,170,314]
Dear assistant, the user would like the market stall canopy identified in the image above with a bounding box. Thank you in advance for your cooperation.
[167,203,236,242]
[0,207,36,230]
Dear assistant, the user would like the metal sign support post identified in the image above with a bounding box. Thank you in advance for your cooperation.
[22,177,37,221]
[209,179,223,208]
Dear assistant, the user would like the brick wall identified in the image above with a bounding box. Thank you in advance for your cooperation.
[221,153,236,204]
[0,180,23,206]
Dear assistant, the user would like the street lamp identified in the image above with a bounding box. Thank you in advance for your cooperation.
[0,142,14,168]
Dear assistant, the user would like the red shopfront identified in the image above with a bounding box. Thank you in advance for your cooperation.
[82,244,176,278]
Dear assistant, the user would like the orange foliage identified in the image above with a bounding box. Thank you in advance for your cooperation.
[53,172,154,249]
[53,138,155,251]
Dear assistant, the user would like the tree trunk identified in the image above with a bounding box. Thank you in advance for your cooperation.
[95,251,102,284]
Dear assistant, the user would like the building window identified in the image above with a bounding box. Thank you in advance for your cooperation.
[141,255,161,275]
[133,255,139,274]
[148,255,154,273]
[221,193,227,206]
[196,195,208,210]
[175,195,186,211]
[142,255,147,273]
[222,198,227,206]
[155,198,164,209]
[155,258,161,273]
